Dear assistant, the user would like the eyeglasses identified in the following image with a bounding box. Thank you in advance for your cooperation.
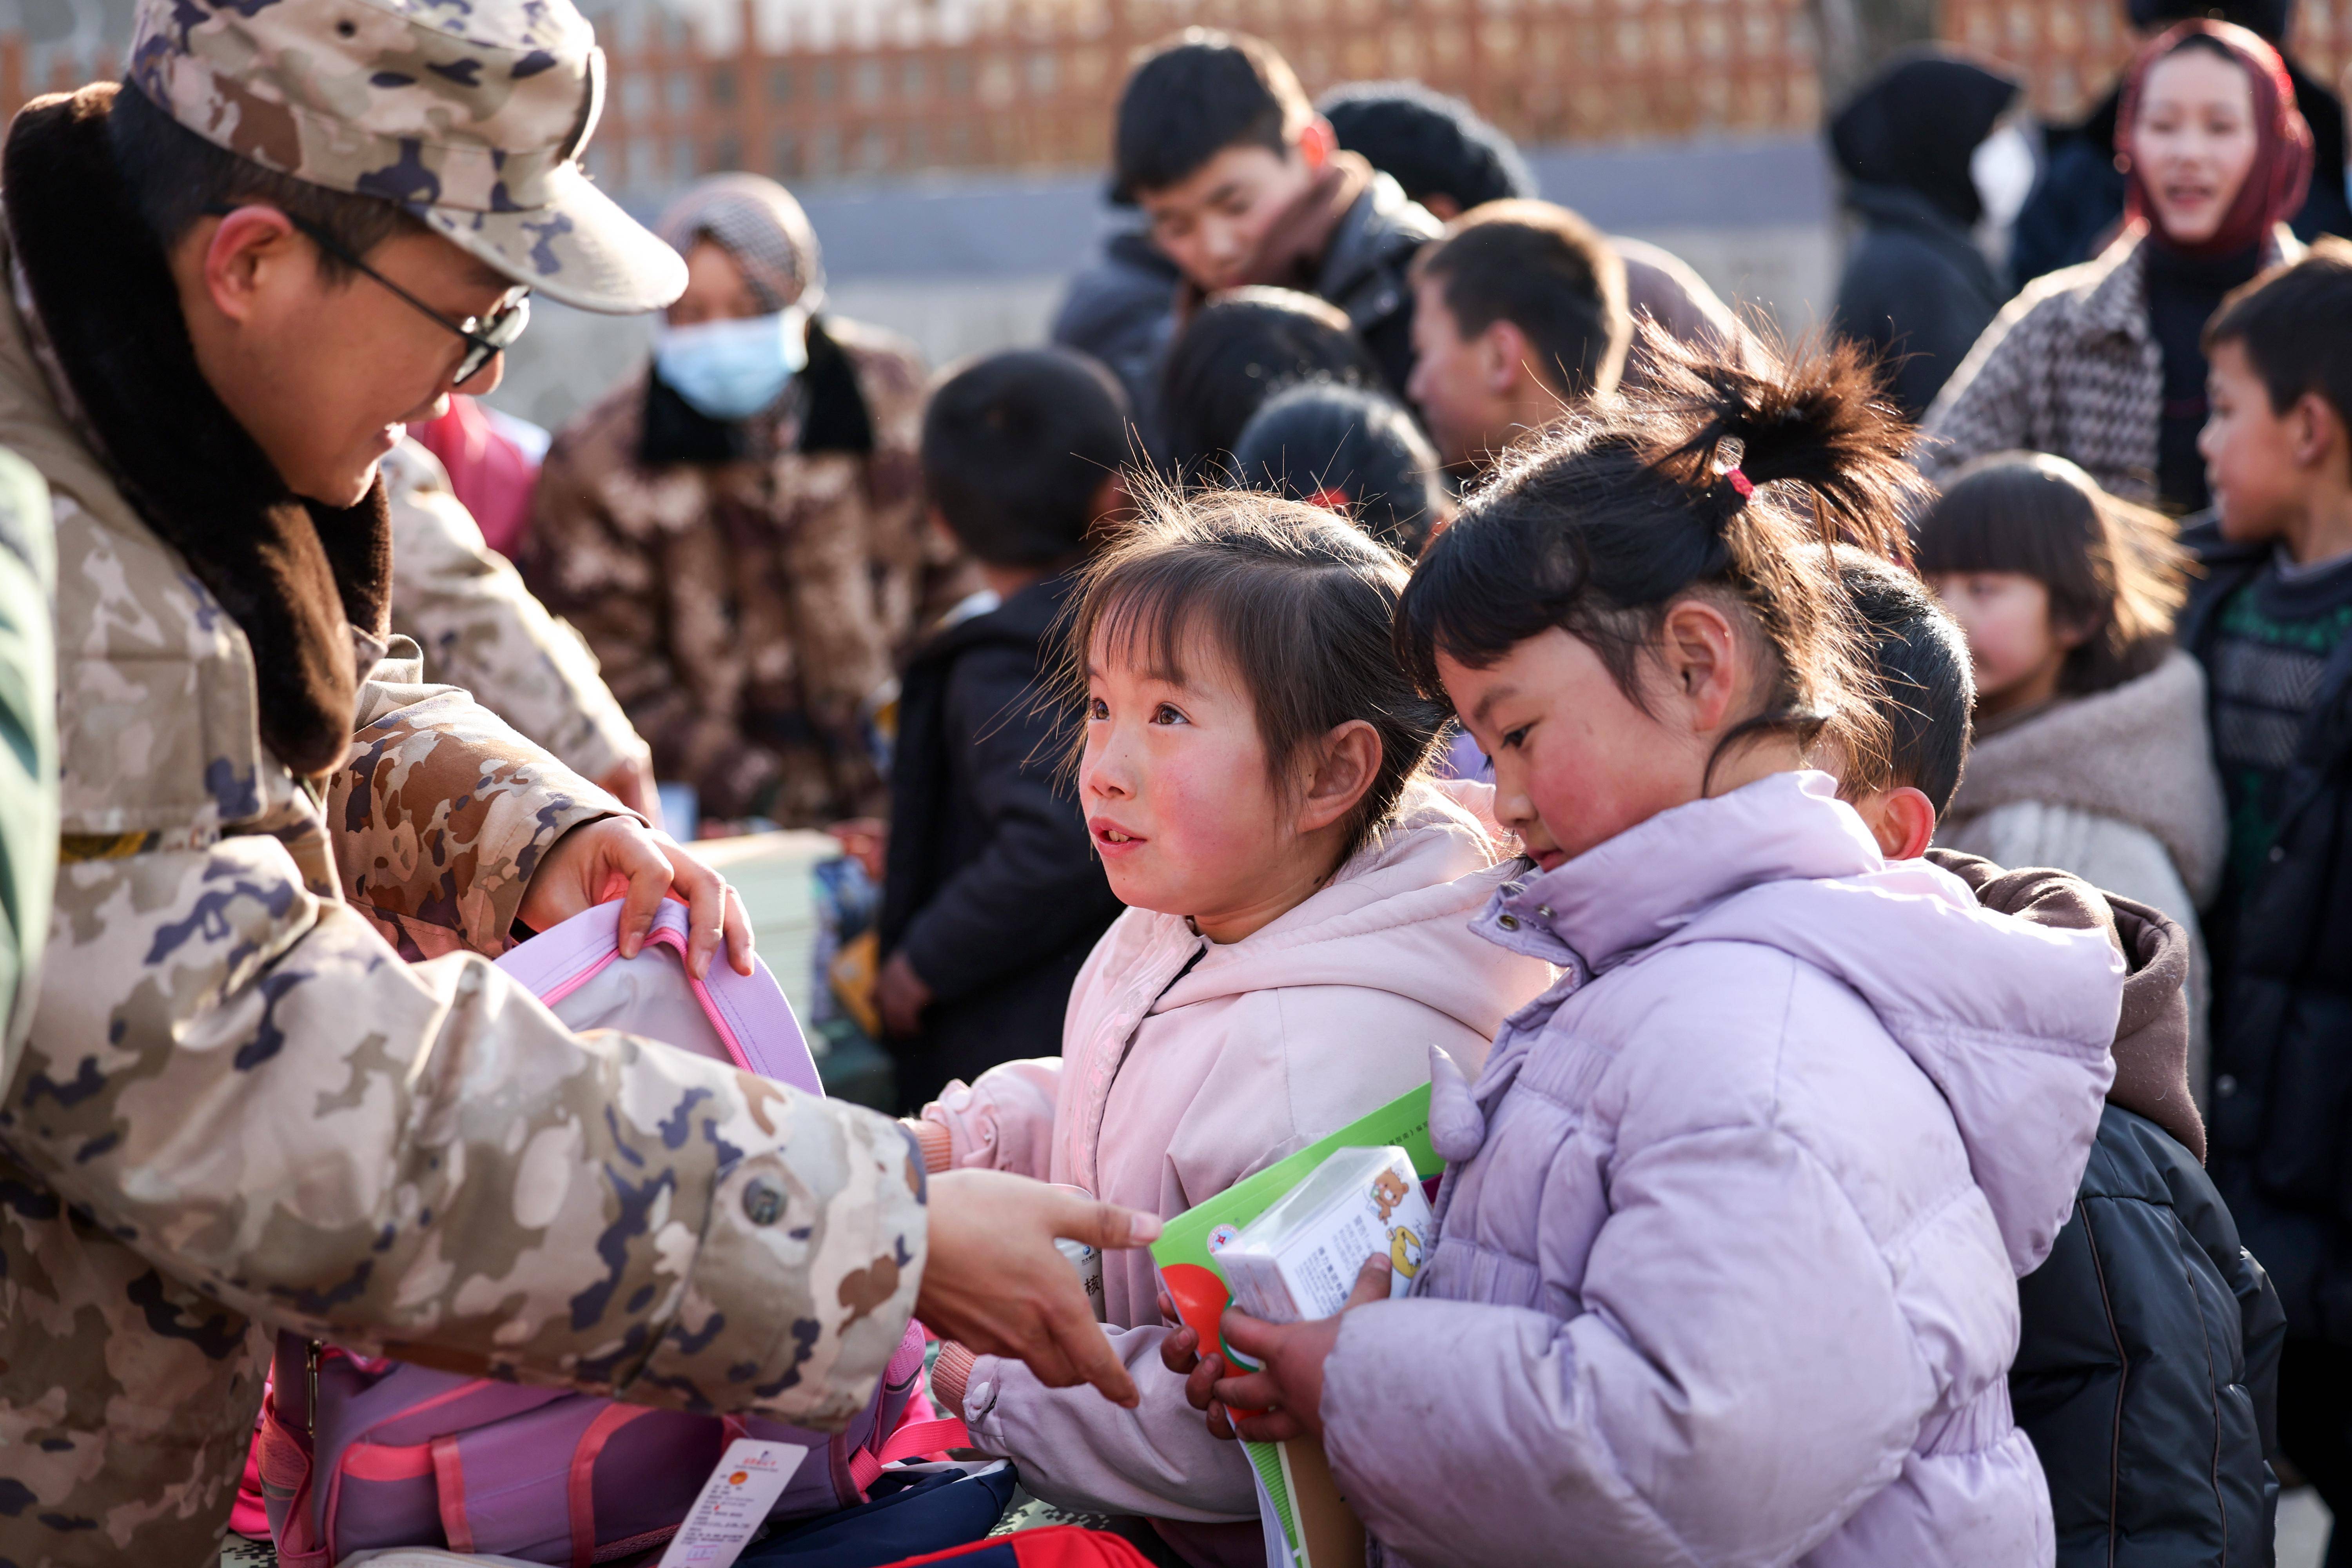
[204,204,531,386]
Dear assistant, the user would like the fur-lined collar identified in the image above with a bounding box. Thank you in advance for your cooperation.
[2,83,390,777]
[1944,649,2229,906]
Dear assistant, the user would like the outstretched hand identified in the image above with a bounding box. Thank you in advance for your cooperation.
[919,1170,1161,1409]
[519,817,753,980]
[1169,1253,1391,1443]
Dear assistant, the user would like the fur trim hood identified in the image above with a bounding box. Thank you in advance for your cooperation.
[1943,650,2228,906]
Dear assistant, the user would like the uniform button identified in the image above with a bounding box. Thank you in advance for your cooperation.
[2216,1074,2238,1097]
[743,1178,785,1227]
[967,1378,993,1410]
[1497,913,1520,931]
[1537,906,1554,920]
[2270,845,2287,863]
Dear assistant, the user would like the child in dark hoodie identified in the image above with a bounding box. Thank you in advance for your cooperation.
[875,348,1132,1111]
[1837,549,2286,1568]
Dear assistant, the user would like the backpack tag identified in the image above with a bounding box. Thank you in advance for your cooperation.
[654,1438,811,1568]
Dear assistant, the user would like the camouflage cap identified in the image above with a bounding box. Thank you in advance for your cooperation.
[127,0,685,314]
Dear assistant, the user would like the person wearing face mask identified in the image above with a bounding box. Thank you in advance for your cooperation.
[527,175,971,829]
[1923,20,2312,514]
[1829,49,2028,421]
[2011,0,2351,289]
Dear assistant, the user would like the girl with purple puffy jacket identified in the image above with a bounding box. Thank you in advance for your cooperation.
[1164,339,2130,1566]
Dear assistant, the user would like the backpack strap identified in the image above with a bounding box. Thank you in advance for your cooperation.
[845,1417,973,1494]
[568,1402,658,1568]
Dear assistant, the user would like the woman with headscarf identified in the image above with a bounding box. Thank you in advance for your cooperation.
[526,175,971,829]
[1923,20,2312,512]
[1829,48,2025,419]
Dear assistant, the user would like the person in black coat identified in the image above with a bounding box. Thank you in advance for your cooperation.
[2011,0,2352,288]
[1828,49,2023,419]
[1945,858,2287,1566]
[877,349,1131,1112]
[1840,556,2285,1566]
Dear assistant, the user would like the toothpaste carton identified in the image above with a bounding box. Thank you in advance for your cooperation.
[1210,1146,1429,1324]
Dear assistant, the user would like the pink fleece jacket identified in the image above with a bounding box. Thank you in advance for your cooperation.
[917,780,1553,1555]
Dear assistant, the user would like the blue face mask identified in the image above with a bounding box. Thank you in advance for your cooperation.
[655,308,809,421]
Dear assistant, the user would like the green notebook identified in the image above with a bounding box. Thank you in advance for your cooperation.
[1150,1083,1440,1568]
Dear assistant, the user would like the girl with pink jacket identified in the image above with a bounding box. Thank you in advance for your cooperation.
[1178,341,2130,1566]
[912,497,1552,1567]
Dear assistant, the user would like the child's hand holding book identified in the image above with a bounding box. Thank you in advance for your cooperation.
[1161,1252,1392,1443]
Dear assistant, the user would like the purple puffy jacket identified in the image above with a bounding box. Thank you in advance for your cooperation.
[1322,772,2125,1568]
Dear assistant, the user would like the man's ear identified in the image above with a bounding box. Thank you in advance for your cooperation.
[1297,719,1382,835]
[192,205,307,324]
[1876,786,1939,861]
[1477,318,1536,397]
[1296,117,1336,172]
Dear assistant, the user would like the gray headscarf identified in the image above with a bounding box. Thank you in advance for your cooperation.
[654,174,826,312]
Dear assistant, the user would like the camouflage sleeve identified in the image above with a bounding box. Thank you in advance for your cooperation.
[333,653,630,961]
[385,441,644,785]
[19,842,926,1427]
[0,449,54,1079]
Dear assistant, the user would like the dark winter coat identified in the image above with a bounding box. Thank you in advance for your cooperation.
[1936,851,2286,1566]
[1833,182,2009,419]
[1311,168,1444,401]
[1050,230,1183,463]
[877,571,1122,1112]
[2011,62,2352,289]
[2178,517,2352,1349]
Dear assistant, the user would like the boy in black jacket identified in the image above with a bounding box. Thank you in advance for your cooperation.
[1839,550,2287,1566]
[2188,241,2352,1551]
[878,349,1131,1112]
[1053,29,1439,451]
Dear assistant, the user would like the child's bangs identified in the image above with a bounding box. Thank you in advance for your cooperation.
[1081,566,1229,691]
[1913,454,2104,592]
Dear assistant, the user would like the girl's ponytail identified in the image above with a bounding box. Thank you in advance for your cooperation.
[1399,328,1920,784]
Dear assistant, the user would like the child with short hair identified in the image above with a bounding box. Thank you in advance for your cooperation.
[1172,339,2125,1564]
[877,348,1132,1110]
[1915,452,2226,1056]
[1158,285,1381,479]
[2187,238,2352,1535]
[914,493,1552,1565]
[1830,545,1975,859]
[1229,381,1453,557]
[1111,30,1439,401]
[1838,546,2284,1568]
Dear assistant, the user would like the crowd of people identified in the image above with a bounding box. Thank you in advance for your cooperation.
[0,0,2350,1565]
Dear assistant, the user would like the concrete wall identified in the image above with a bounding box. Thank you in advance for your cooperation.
[485,133,1842,436]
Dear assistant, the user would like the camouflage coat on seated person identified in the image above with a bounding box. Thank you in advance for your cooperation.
[384,437,650,798]
[526,178,972,828]
[0,29,926,1568]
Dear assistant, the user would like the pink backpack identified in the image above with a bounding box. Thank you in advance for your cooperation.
[257,900,957,1567]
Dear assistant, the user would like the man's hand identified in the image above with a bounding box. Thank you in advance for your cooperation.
[877,949,933,1038]
[519,817,752,979]
[918,1169,1161,1409]
[1205,1253,1392,1443]
[595,751,662,828]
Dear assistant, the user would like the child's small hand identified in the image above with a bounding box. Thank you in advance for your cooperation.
[1209,1253,1391,1443]
[1159,1288,1240,1440]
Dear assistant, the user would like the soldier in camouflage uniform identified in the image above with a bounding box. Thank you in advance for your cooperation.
[525,177,976,829]
[0,5,1146,1563]
[383,437,662,824]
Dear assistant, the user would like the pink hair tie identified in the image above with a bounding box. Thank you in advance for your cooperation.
[1304,485,1353,513]
[1725,466,1755,501]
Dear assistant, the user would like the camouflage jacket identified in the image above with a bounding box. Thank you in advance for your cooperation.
[385,437,646,787]
[525,319,974,826]
[0,234,926,1563]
